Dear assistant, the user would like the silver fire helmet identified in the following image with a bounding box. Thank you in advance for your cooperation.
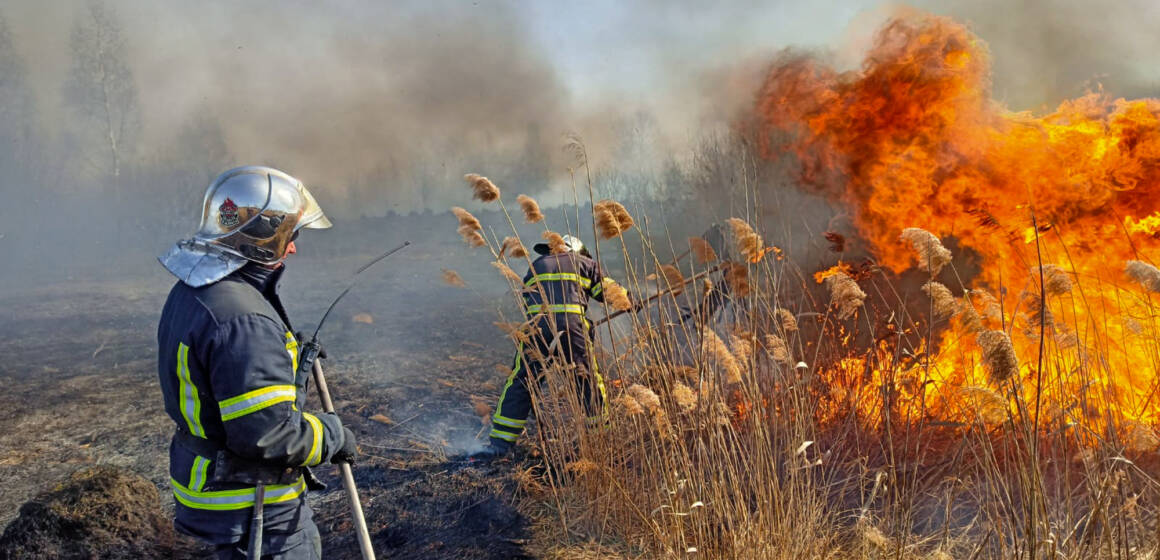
[159,166,332,287]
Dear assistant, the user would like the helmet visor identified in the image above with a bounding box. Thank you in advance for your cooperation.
[296,183,332,230]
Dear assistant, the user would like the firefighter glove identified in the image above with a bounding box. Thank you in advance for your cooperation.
[333,426,358,465]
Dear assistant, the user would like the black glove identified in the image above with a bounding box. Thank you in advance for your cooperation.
[295,331,328,359]
[332,426,358,465]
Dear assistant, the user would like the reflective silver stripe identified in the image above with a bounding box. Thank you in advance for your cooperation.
[176,343,205,437]
[492,415,526,429]
[218,385,297,421]
[171,476,306,511]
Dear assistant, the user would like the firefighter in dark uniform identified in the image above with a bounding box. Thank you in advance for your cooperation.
[473,234,633,459]
[157,166,357,559]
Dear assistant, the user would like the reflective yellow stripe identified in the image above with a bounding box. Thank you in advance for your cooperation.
[219,385,297,421]
[489,429,519,442]
[493,344,522,433]
[525,273,592,289]
[171,476,305,511]
[176,343,206,438]
[188,455,210,492]
[525,303,585,315]
[303,412,323,466]
[285,332,299,372]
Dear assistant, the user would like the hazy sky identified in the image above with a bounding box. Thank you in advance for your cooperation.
[4,0,1159,209]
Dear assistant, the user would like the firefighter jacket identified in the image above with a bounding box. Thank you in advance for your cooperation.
[157,264,344,542]
[521,252,616,326]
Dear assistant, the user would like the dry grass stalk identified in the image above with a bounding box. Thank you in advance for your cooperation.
[726,218,764,262]
[492,261,522,284]
[703,330,743,384]
[600,279,633,312]
[1126,260,1160,292]
[565,459,599,477]
[516,194,543,223]
[501,236,528,258]
[541,231,569,255]
[1038,264,1073,295]
[627,383,663,414]
[441,269,467,288]
[689,237,718,264]
[494,321,532,344]
[900,228,952,275]
[978,330,1018,383]
[922,281,957,319]
[1123,420,1160,452]
[725,262,751,298]
[765,334,791,363]
[671,383,697,412]
[463,173,500,202]
[594,200,634,239]
[775,308,798,332]
[659,265,685,295]
[825,272,866,320]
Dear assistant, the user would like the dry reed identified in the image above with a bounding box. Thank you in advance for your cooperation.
[594,200,634,239]
[978,329,1018,383]
[441,269,467,288]
[900,228,952,275]
[541,231,569,255]
[1126,260,1160,292]
[689,237,718,264]
[922,281,958,319]
[659,264,685,295]
[703,329,743,384]
[464,173,500,202]
[516,194,543,223]
[600,279,633,312]
[825,271,866,320]
[1039,264,1073,295]
[501,236,528,258]
[726,217,764,262]
[776,308,799,332]
[492,261,522,284]
[765,334,791,363]
[671,383,698,412]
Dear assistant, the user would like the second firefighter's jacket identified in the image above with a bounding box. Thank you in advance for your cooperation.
[521,252,614,321]
[157,264,344,540]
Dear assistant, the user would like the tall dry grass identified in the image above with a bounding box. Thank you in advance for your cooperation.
[453,162,1160,559]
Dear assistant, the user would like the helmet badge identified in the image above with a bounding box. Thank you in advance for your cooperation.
[219,198,240,227]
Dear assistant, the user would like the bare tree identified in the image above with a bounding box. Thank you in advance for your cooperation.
[63,0,140,180]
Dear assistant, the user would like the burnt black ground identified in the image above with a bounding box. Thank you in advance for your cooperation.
[0,232,536,559]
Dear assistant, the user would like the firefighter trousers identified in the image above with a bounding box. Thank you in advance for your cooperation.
[489,318,607,445]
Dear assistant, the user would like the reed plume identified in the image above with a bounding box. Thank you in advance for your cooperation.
[458,225,487,248]
[825,272,866,320]
[516,194,543,223]
[703,329,743,384]
[671,383,698,412]
[765,334,791,364]
[689,237,718,264]
[541,231,568,254]
[775,308,799,333]
[492,261,522,284]
[959,386,1008,425]
[463,173,500,202]
[452,206,487,248]
[600,279,633,312]
[1038,264,1073,295]
[594,200,634,239]
[451,207,481,230]
[725,262,751,298]
[900,228,952,275]
[614,394,644,416]
[978,329,1018,384]
[726,218,764,262]
[921,281,957,319]
[441,269,467,288]
[659,264,685,295]
[501,236,527,258]
[1126,260,1160,292]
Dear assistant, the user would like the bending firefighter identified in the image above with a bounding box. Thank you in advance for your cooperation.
[156,166,357,559]
[473,235,634,460]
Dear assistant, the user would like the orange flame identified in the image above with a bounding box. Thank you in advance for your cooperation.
[754,13,1160,435]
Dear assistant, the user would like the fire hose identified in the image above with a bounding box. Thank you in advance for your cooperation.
[277,240,410,560]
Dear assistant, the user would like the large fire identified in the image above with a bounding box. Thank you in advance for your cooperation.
[752,14,1160,444]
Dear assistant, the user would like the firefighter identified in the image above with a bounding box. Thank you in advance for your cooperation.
[156,166,357,559]
[472,234,634,460]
